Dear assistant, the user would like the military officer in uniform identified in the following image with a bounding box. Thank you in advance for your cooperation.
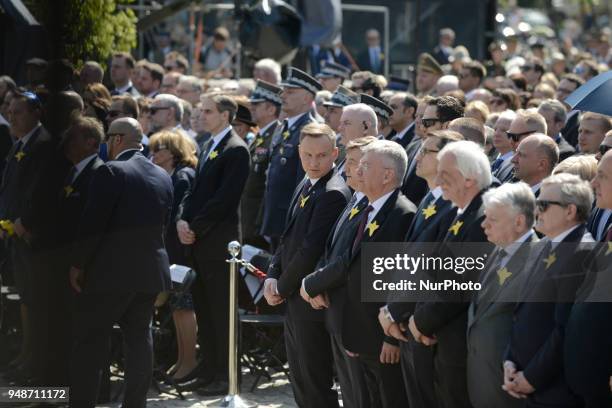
[359,94,394,140]
[260,68,322,249]
[241,80,282,248]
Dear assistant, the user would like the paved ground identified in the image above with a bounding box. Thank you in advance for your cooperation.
[0,369,299,407]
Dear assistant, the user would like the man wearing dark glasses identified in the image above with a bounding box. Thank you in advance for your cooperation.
[421,95,464,132]
[506,110,547,151]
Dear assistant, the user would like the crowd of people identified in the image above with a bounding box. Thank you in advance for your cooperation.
[0,21,611,408]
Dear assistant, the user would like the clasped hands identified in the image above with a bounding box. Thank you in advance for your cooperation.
[299,285,329,309]
[502,360,535,399]
[377,310,437,346]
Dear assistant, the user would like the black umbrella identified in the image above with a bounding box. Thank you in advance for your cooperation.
[565,70,612,116]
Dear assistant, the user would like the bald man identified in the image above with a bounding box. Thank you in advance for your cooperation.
[69,117,174,408]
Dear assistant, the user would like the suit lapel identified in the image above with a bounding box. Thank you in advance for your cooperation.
[351,189,399,260]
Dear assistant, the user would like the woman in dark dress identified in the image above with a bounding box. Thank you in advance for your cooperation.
[149,130,198,381]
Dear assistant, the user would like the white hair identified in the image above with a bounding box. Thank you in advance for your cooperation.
[541,173,594,223]
[363,139,408,187]
[178,75,203,92]
[483,181,536,227]
[254,58,282,84]
[436,75,459,95]
[343,103,378,135]
[155,93,183,122]
[438,140,492,190]
[497,109,517,123]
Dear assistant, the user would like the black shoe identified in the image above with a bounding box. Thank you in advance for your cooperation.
[171,367,200,384]
[176,375,214,392]
[196,380,229,396]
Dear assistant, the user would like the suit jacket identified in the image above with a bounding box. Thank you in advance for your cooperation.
[167,165,195,265]
[506,225,592,407]
[556,134,575,162]
[0,125,53,221]
[356,47,384,74]
[342,190,416,353]
[400,159,429,213]
[267,169,350,321]
[386,193,457,322]
[494,157,514,184]
[261,112,316,238]
[413,189,494,368]
[391,123,416,149]
[57,156,105,248]
[466,233,540,408]
[304,194,369,333]
[586,207,612,242]
[561,111,579,148]
[432,46,451,65]
[241,121,278,244]
[178,129,250,262]
[73,150,173,294]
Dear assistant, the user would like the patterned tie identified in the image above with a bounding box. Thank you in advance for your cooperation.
[352,205,374,254]
[491,157,504,172]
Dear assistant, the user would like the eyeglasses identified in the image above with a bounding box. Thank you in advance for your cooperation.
[421,118,442,128]
[150,106,171,114]
[599,144,612,156]
[506,130,533,142]
[418,147,440,156]
[536,199,567,212]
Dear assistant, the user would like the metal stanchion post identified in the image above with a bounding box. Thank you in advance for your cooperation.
[221,241,254,408]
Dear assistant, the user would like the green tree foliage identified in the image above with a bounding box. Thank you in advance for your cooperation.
[28,0,137,68]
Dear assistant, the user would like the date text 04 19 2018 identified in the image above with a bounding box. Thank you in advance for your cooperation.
[0,387,69,402]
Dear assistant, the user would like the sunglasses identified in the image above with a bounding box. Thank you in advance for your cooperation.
[600,144,612,156]
[506,130,532,142]
[536,199,567,212]
[422,118,442,128]
[521,65,534,72]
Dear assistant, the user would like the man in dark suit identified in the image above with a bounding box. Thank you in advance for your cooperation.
[379,130,462,408]
[491,111,517,183]
[264,123,350,408]
[356,29,384,74]
[260,68,321,248]
[408,140,494,408]
[241,80,282,248]
[110,52,140,97]
[69,117,173,408]
[555,74,585,148]
[564,152,612,407]
[176,95,250,394]
[0,91,52,381]
[537,100,576,162]
[388,92,417,149]
[431,28,455,65]
[503,173,594,408]
[335,103,380,177]
[511,134,559,198]
[305,140,416,407]
[302,136,377,408]
[467,182,539,408]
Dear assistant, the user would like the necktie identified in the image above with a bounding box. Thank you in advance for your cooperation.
[332,194,359,243]
[198,139,214,170]
[292,179,312,217]
[491,157,504,172]
[352,205,374,254]
[64,166,77,185]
